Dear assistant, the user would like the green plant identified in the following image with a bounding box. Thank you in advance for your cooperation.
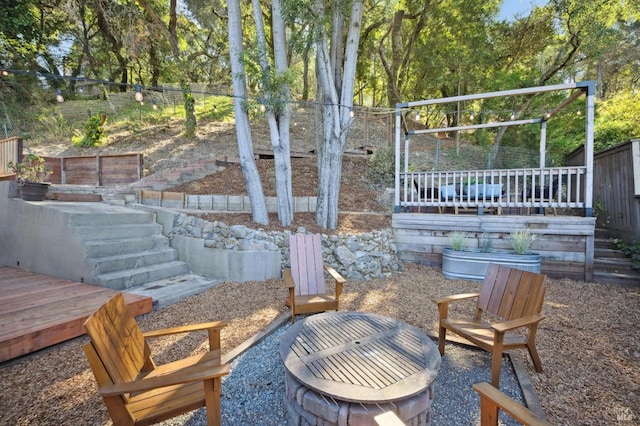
[479,233,493,252]
[365,146,397,186]
[509,228,536,254]
[72,113,107,147]
[613,239,640,270]
[8,153,51,183]
[448,231,468,251]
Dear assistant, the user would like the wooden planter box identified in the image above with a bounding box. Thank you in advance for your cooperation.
[441,247,541,281]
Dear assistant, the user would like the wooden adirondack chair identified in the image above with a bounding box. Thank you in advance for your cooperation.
[434,263,547,387]
[473,382,551,426]
[82,293,229,426]
[284,233,346,323]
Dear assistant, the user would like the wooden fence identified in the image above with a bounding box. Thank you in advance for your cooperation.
[568,139,640,240]
[0,138,142,185]
[0,137,22,178]
[44,154,143,185]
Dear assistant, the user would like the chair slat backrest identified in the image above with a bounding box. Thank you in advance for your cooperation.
[83,293,151,387]
[477,264,546,321]
[289,234,326,297]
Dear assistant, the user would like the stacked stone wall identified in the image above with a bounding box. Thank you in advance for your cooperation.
[170,213,403,280]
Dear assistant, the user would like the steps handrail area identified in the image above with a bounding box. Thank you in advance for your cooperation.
[401,166,587,211]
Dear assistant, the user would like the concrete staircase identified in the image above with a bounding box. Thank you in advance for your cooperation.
[65,203,220,308]
[593,237,640,287]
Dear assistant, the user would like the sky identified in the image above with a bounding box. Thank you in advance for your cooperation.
[499,0,548,21]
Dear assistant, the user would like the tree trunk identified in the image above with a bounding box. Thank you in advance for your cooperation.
[315,0,364,229]
[227,0,268,225]
[251,0,293,226]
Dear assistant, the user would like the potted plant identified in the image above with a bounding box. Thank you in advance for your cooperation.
[441,227,541,281]
[8,153,52,201]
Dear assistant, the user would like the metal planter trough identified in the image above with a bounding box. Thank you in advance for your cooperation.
[441,247,541,281]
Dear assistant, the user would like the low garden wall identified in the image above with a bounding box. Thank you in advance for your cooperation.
[139,204,403,281]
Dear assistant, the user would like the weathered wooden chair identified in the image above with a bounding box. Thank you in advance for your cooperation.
[434,263,546,386]
[473,382,551,426]
[284,233,346,323]
[82,293,229,426]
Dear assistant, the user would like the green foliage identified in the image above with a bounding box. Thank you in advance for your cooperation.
[479,233,493,253]
[594,93,640,151]
[36,108,72,141]
[613,239,640,270]
[365,146,396,186]
[448,231,468,251]
[509,228,536,255]
[72,114,107,148]
[8,153,51,183]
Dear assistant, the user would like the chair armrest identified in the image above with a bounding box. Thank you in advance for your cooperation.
[433,293,479,305]
[433,293,479,320]
[491,314,545,333]
[324,265,346,284]
[143,321,227,338]
[472,382,551,426]
[283,268,295,288]
[324,265,345,300]
[100,360,229,396]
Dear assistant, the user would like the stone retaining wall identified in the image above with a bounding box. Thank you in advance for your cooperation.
[170,213,403,280]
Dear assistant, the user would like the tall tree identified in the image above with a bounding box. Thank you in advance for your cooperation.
[251,0,294,226]
[227,0,269,225]
[136,0,198,137]
[282,0,364,229]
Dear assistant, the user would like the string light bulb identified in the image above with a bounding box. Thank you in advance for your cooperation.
[544,111,551,119]
[469,110,475,121]
[152,99,158,110]
[416,111,421,121]
[260,103,266,113]
[576,109,581,116]
[349,108,355,118]
[56,89,64,103]
[134,84,143,102]
[510,110,516,120]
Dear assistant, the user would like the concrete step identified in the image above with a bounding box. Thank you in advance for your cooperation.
[83,235,169,257]
[126,274,222,309]
[72,223,162,241]
[89,248,178,275]
[95,261,190,290]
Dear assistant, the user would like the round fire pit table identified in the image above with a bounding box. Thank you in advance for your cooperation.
[280,311,441,425]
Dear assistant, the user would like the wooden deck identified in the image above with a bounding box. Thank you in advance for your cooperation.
[0,266,153,363]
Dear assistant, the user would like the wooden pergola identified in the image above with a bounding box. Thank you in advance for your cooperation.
[394,81,596,217]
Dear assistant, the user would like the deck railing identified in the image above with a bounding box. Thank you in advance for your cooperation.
[400,166,587,213]
[0,137,22,177]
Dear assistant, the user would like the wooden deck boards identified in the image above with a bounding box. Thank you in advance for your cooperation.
[0,266,153,363]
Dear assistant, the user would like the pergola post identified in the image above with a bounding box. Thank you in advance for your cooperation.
[582,81,596,218]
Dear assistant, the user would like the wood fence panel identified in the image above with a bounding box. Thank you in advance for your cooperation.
[63,157,99,185]
[99,154,143,185]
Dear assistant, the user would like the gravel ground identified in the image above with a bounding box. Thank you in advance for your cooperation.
[2,263,638,425]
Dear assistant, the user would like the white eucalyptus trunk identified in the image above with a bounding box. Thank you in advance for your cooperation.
[252,0,293,226]
[315,0,364,229]
[227,0,268,225]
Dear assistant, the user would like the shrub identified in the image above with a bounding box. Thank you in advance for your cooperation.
[509,228,536,254]
[448,231,468,251]
[613,239,640,270]
[365,146,397,186]
[72,114,107,147]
